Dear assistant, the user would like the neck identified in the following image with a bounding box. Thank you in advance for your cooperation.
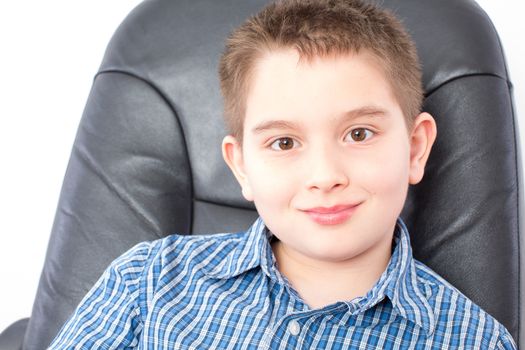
[271,235,392,309]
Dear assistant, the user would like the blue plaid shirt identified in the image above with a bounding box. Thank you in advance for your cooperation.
[49,218,516,349]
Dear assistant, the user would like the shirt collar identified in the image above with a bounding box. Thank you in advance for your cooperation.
[204,216,435,336]
[380,219,436,336]
[204,217,271,279]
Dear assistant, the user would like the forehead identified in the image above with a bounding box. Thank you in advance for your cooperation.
[243,49,402,131]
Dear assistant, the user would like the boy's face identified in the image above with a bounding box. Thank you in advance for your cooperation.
[223,49,435,264]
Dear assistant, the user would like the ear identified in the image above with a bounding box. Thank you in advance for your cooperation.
[222,135,254,201]
[408,112,437,185]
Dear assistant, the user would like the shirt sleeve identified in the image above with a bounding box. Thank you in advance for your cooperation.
[48,241,153,349]
[496,326,517,350]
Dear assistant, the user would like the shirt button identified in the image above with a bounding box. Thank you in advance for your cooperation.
[288,320,301,336]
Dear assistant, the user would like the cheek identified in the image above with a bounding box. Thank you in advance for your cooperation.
[244,157,295,204]
[355,142,410,197]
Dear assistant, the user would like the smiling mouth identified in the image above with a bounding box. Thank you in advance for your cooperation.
[302,204,361,225]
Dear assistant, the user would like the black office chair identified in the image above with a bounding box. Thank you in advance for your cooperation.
[0,0,521,348]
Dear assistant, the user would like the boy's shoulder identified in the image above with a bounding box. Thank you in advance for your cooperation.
[413,257,487,318]
[111,223,264,283]
[412,258,516,348]
[117,229,252,267]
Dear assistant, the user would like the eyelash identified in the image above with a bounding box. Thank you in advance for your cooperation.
[268,127,375,151]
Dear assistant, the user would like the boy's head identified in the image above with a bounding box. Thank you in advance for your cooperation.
[220,0,436,266]
[219,0,424,143]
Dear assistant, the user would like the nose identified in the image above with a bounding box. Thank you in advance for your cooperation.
[304,145,349,193]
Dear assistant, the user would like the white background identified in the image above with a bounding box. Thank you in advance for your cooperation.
[0,0,524,334]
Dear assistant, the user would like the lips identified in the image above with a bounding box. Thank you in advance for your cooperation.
[302,204,360,225]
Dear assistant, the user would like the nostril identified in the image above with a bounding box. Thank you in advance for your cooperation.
[308,179,348,192]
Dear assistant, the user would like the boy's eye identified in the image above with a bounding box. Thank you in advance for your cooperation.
[345,128,374,143]
[270,137,298,151]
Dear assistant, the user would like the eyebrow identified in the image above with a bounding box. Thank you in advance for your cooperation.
[250,106,388,134]
[344,106,388,119]
[251,120,300,134]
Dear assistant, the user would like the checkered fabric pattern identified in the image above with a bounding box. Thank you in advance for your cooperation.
[49,218,516,349]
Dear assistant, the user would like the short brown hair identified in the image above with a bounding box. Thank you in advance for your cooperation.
[218,0,423,141]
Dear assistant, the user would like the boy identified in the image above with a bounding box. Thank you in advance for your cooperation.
[50,0,517,348]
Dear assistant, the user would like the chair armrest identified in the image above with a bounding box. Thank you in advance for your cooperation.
[0,318,29,350]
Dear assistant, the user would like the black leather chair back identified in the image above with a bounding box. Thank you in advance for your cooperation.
[20,0,521,348]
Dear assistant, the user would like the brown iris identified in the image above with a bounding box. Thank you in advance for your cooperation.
[350,128,367,142]
[277,137,294,150]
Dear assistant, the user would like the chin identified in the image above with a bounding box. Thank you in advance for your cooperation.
[305,241,367,263]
